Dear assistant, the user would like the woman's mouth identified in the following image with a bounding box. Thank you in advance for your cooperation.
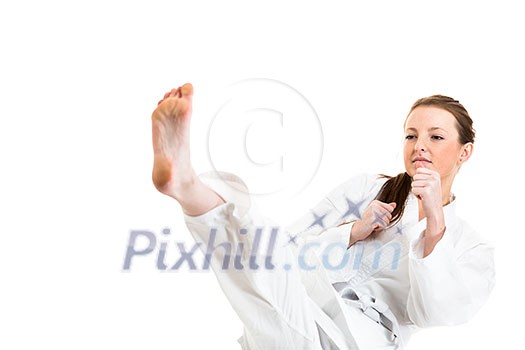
[413,157,432,168]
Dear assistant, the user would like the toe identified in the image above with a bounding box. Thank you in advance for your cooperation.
[180,83,193,97]
[157,91,173,105]
[169,88,180,98]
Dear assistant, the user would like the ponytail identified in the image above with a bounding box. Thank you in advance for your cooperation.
[375,172,412,225]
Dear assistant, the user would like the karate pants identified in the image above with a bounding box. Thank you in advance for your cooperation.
[183,173,398,350]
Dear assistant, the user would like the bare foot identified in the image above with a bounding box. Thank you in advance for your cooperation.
[151,83,196,197]
[151,83,224,215]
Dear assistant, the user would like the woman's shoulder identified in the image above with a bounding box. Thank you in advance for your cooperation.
[324,173,389,206]
[336,172,389,189]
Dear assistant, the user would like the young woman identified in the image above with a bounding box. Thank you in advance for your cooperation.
[151,83,495,349]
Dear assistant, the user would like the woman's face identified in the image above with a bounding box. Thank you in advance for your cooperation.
[403,106,472,184]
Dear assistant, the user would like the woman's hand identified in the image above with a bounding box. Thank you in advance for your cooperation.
[411,168,444,223]
[411,167,446,256]
[349,200,396,245]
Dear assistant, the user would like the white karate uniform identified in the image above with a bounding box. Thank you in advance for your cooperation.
[184,172,495,349]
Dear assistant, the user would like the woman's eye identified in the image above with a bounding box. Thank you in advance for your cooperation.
[431,135,444,140]
[405,135,416,140]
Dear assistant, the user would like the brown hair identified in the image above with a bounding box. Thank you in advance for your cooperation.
[375,95,475,225]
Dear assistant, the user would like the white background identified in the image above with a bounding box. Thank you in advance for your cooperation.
[1,0,523,349]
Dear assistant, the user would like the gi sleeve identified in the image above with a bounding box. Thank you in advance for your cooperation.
[406,221,495,327]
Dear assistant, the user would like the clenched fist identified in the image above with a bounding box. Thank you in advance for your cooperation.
[350,200,396,245]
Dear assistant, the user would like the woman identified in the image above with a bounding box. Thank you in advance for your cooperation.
[151,83,495,349]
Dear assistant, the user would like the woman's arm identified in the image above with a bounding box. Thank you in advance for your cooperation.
[285,173,383,245]
[411,167,447,257]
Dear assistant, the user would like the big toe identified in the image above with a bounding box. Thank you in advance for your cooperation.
[180,83,193,98]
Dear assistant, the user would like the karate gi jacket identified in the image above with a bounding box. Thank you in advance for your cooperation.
[285,173,496,347]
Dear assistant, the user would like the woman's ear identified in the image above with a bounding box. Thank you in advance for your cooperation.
[459,142,474,163]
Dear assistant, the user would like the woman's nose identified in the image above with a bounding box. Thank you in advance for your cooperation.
[414,138,426,152]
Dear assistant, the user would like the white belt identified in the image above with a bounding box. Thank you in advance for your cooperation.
[332,282,399,343]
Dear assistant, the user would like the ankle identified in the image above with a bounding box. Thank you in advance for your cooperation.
[169,172,200,200]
